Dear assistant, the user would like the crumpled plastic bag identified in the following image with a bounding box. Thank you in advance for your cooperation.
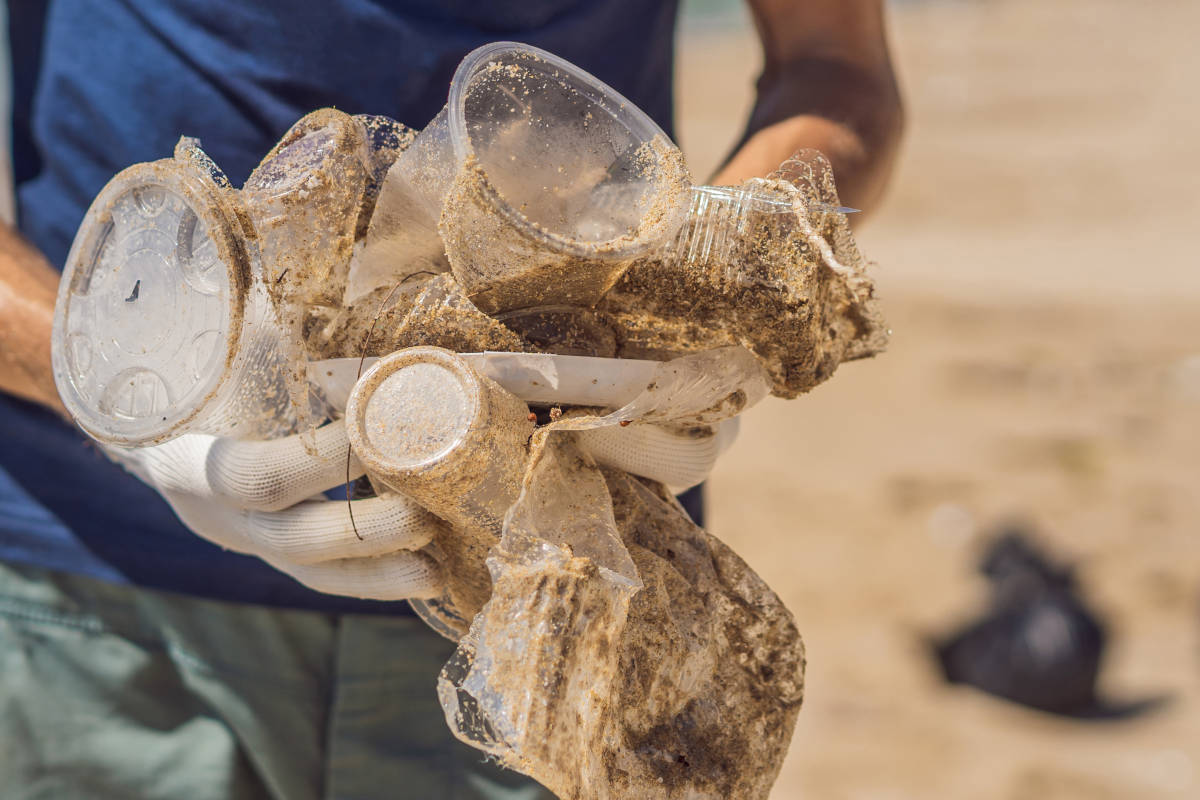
[436,346,805,799]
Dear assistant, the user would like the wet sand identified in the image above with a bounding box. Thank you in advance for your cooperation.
[677,1,1200,797]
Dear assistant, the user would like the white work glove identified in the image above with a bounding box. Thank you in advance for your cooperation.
[111,413,736,602]
[109,420,445,601]
[575,417,739,491]
[109,352,742,602]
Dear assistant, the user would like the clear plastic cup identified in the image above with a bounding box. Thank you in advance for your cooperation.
[344,346,534,618]
[51,140,292,446]
[662,151,858,273]
[355,42,692,312]
[242,109,374,438]
[53,111,406,448]
[243,108,369,311]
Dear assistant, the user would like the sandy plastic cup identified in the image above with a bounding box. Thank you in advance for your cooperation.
[51,140,292,447]
[241,109,381,437]
[344,346,534,618]
[53,112,411,448]
[597,150,880,398]
[357,42,692,312]
[663,178,857,275]
[243,109,371,309]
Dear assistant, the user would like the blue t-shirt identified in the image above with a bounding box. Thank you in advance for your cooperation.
[1,0,680,612]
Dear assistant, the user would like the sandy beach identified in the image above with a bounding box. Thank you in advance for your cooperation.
[676,1,1200,797]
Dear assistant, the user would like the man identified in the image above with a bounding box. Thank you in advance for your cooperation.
[0,1,902,797]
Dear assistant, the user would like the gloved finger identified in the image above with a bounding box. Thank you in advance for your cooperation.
[206,420,368,511]
[163,490,442,565]
[134,421,366,512]
[574,418,740,490]
[274,550,444,600]
[244,494,445,565]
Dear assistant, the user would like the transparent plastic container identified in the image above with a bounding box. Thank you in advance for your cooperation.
[599,150,887,398]
[344,346,534,618]
[353,42,692,312]
[51,140,293,447]
[664,151,857,277]
[243,108,368,310]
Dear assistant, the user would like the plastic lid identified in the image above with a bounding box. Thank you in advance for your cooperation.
[347,348,483,475]
[52,161,247,446]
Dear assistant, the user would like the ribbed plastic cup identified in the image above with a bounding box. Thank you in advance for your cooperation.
[663,168,856,275]
[344,346,534,618]
[598,150,874,397]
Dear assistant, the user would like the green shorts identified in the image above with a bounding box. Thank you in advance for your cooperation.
[0,561,554,800]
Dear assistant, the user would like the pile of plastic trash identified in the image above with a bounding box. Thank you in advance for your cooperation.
[51,42,887,799]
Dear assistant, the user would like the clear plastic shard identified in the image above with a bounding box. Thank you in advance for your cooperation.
[353,114,419,242]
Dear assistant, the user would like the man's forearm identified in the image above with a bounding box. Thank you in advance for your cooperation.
[714,59,903,212]
[715,0,904,214]
[0,222,66,413]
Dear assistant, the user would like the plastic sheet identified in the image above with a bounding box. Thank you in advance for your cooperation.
[439,430,803,799]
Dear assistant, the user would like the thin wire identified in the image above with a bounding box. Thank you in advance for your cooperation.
[344,271,438,539]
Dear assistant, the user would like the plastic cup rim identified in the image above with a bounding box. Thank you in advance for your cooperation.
[445,41,689,259]
[51,159,250,447]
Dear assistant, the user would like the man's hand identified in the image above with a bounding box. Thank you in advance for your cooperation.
[715,0,904,214]
[0,222,67,414]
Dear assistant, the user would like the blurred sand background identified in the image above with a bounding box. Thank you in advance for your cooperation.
[675,1,1200,797]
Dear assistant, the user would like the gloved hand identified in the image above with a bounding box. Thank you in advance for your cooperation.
[107,405,736,603]
[108,420,446,601]
[574,417,739,492]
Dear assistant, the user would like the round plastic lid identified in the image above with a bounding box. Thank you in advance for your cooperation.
[348,349,482,475]
[52,162,246,446]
